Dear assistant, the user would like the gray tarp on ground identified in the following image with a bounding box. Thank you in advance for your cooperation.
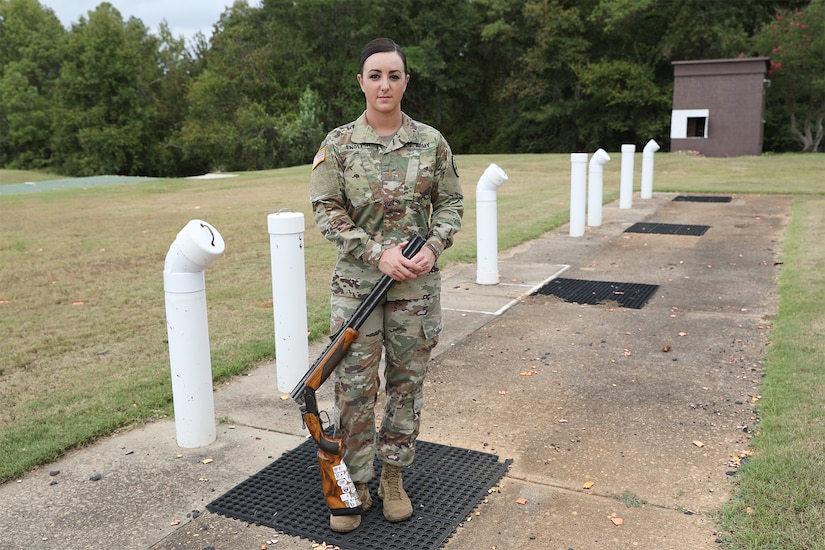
[0,175,156,195]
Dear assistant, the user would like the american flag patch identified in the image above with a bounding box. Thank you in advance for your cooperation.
[312,147,326,170]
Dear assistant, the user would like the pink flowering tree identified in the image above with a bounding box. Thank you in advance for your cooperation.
[753,1,825,152]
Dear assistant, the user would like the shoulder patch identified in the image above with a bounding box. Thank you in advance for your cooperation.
[312,147,326,170]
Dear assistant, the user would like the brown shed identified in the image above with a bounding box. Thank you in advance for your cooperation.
[670,57,770,157]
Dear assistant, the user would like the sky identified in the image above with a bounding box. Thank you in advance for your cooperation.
[40,0,255,43]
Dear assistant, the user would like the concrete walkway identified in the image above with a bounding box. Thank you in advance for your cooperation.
[0,192,787,549]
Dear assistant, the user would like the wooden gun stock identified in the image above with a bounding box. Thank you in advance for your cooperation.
[291,327,359,405]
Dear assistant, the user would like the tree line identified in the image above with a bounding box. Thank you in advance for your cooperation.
[0,0,822,178]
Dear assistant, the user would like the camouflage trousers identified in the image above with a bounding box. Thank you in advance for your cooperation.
[330,293,441,484]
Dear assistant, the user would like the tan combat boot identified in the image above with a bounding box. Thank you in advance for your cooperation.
[378,464,412,522]
[329,482,371,533]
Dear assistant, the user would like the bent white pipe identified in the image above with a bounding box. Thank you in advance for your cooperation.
[620,144,636,209]
[164,219,225,448]
[267,211,309,394]
[476,163,508,285]
[587,148,611,227]
[641,139,660,199]
[569,153,588,237]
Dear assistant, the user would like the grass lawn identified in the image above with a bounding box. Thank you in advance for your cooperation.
[1,152,824,546]
[720,195,825,549]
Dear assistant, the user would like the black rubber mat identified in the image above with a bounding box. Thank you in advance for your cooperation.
[625,222,710,236]
[207,437,511,549]
[532,277,659,309]
[673,195,732,203]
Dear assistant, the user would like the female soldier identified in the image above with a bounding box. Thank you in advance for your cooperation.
[309,37,463,533]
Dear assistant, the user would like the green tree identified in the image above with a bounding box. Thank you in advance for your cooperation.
[753,0,825,152]
[0,0,65,169]
[147,22,202,176]
[504,0,589,152]
[50,3,185,176]
[280,87,326,167]
[572,59,671,150]
[589,0,790,60]
[474,0,531,152]
[178,1,283,171]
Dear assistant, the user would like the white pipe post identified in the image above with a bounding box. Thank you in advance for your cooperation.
[164,219,225,448]
[587,148,610,227]
[620,144,636,209]
[476,163,509,285]
[569,153,588,237]
[641,139,660,199]
[267,211,309,394]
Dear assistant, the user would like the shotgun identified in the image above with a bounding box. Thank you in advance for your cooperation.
[291,234,427,515]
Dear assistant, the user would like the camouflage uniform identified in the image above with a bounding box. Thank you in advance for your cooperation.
[310,111,463,483]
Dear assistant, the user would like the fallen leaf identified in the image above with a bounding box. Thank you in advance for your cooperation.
[611,517,624,526]
[583,481,595,489]
[201,458,213,464]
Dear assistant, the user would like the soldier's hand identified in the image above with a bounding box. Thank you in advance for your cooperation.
[378,241,430,281]
[411,245,436,275]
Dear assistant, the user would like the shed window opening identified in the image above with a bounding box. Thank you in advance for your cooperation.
[686,117,707,138]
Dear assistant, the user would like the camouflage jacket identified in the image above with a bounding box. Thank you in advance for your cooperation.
[310,111,464,300]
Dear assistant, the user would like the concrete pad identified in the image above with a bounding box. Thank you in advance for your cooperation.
[446,478,720,549]
[0,419,303,549]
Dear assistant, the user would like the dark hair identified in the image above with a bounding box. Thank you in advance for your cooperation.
[358,38,407,75]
